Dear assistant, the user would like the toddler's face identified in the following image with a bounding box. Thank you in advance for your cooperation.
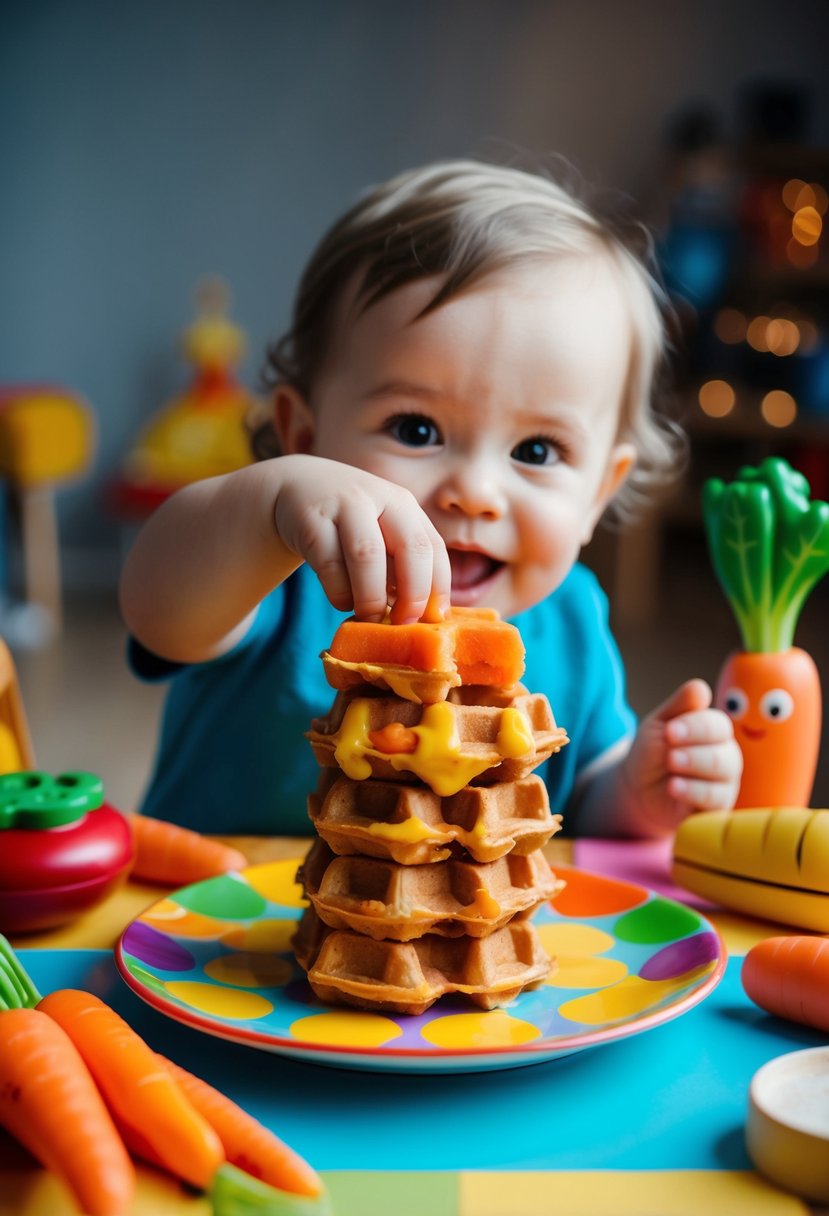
[280,254,635,619]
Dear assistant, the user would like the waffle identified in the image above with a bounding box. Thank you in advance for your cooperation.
[293,906,554,1015]
[299,838,559,940]
[322,607,525,703]
[307,685,568,797]
[309,773,561,864]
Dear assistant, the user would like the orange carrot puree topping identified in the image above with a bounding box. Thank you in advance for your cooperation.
[368,723,419,754]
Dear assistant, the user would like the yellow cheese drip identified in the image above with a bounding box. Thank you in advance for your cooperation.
[366,816,445,844]
[332,699,535,797]
[496,707,535,758]
[470,888,501,919]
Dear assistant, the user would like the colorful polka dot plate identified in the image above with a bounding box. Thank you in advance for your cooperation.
[116,859,726,1073]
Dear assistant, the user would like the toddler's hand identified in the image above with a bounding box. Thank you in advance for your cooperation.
[624,679,743,831]
[274,455,451,623]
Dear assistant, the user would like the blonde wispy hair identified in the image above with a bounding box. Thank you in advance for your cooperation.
[256,158,682,521]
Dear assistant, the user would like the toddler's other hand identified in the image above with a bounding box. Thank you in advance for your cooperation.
[624,679,742,831]
[273,455,451,623]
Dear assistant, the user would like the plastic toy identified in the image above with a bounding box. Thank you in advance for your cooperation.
[113,278,257,516]
[0,636,35,773]
[0,384,96,638]
[747,1047,829,1204]
[0,771,133,933]
[703,457,829,807]
[0,937,329,1215]
[742,936,829,1033]
[671,806,829,930]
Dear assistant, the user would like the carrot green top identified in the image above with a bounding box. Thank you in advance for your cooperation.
[703,457,829,653]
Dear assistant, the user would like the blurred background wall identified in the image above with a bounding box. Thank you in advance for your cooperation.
[3,0,829,589]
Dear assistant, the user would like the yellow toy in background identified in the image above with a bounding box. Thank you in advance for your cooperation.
[0,384,96,640]
[122,278,256,494]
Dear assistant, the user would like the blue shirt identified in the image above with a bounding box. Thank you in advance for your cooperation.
[132,563,636,835]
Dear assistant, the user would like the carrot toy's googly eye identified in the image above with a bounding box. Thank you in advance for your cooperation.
[759,688,795,722]
[722,687,748,719]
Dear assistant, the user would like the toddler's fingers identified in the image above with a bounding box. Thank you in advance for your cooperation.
[668,775,739,810]
[380,502,449,625]
[336,497,395,621]
[300,514,355,613]
[668,741,743,782]
[666,708,735,747]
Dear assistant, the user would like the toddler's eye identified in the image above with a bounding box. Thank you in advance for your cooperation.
[387,414,441,447]
[511,437,559,466]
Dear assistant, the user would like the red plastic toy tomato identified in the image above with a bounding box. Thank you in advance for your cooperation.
[0,772,133,933]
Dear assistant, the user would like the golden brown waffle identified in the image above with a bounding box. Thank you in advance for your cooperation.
[307,685,568,797]
[309,773,561,864]
[321,606,525,703]
[293,906,554,1015]
[299,838,559,940]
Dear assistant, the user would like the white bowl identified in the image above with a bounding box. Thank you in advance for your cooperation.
[747,1046,829,1203]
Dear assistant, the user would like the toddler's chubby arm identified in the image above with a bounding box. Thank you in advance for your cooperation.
[574,679,743,838]
[120,454,450,664]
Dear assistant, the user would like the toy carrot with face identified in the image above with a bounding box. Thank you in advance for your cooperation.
[703,457,829,807]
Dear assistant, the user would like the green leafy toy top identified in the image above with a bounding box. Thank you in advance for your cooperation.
[703,457,829,653]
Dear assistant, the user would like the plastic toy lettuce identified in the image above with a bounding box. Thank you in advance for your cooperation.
[703,456,829,807]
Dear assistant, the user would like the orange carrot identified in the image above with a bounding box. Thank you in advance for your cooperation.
[158,1054,323,1198]
[0,1007,135,1215]
[129,812,247,885]
[38,989,224,1190]
[368,722,418,754]
[742,935,829,1032]
[715,648,822,808]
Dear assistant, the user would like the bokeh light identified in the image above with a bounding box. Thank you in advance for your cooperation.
[761,390,797,428]
[786,238,819,268]
[782,179,807,211]
[765,318,800,356]
[792,206,822,245]
[713,308,747,344]
[746,316,771,351]
[698,380,736,418]
[797,318,820,351]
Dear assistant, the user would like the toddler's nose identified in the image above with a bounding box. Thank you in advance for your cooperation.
[435,464,506,519]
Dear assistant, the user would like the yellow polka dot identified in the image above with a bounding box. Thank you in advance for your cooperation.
[243,860,307,909]
[546,955,629,989]
[290,1011,402,1047]
[421,1010,541,1049]
[140,898,182,920]
[220,918,297,953]
[204,952,293,989]
[559,967,709,1026]
[140,905,229,939]
[164,980,273,1020]
[536,923,615,956]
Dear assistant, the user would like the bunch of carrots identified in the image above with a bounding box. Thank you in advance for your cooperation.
[0,937,328,1216]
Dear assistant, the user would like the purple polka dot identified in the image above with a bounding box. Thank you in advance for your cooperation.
[639,931,719,981]
[122,922,195,971]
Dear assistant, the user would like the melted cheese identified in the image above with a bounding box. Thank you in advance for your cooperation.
[365,816,445,844]
[331,699,536,797]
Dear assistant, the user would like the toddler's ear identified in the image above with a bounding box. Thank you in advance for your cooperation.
[581,442,636,544]
[274,384,315,455]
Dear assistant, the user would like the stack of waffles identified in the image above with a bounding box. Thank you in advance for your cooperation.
[293,607,569,1016]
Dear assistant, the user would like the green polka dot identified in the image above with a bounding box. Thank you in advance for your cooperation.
[614,898,701,944]
[126,961,168,998]
[176,874,267,920]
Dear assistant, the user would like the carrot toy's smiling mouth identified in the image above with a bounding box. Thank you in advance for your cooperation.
[741,725,767,742]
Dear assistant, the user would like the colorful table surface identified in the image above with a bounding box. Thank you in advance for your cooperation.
[1,836,823,1216]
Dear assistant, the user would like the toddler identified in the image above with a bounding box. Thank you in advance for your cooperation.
[121,159,741,837]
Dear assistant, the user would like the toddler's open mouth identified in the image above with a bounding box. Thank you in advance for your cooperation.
[447,548,504,605]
